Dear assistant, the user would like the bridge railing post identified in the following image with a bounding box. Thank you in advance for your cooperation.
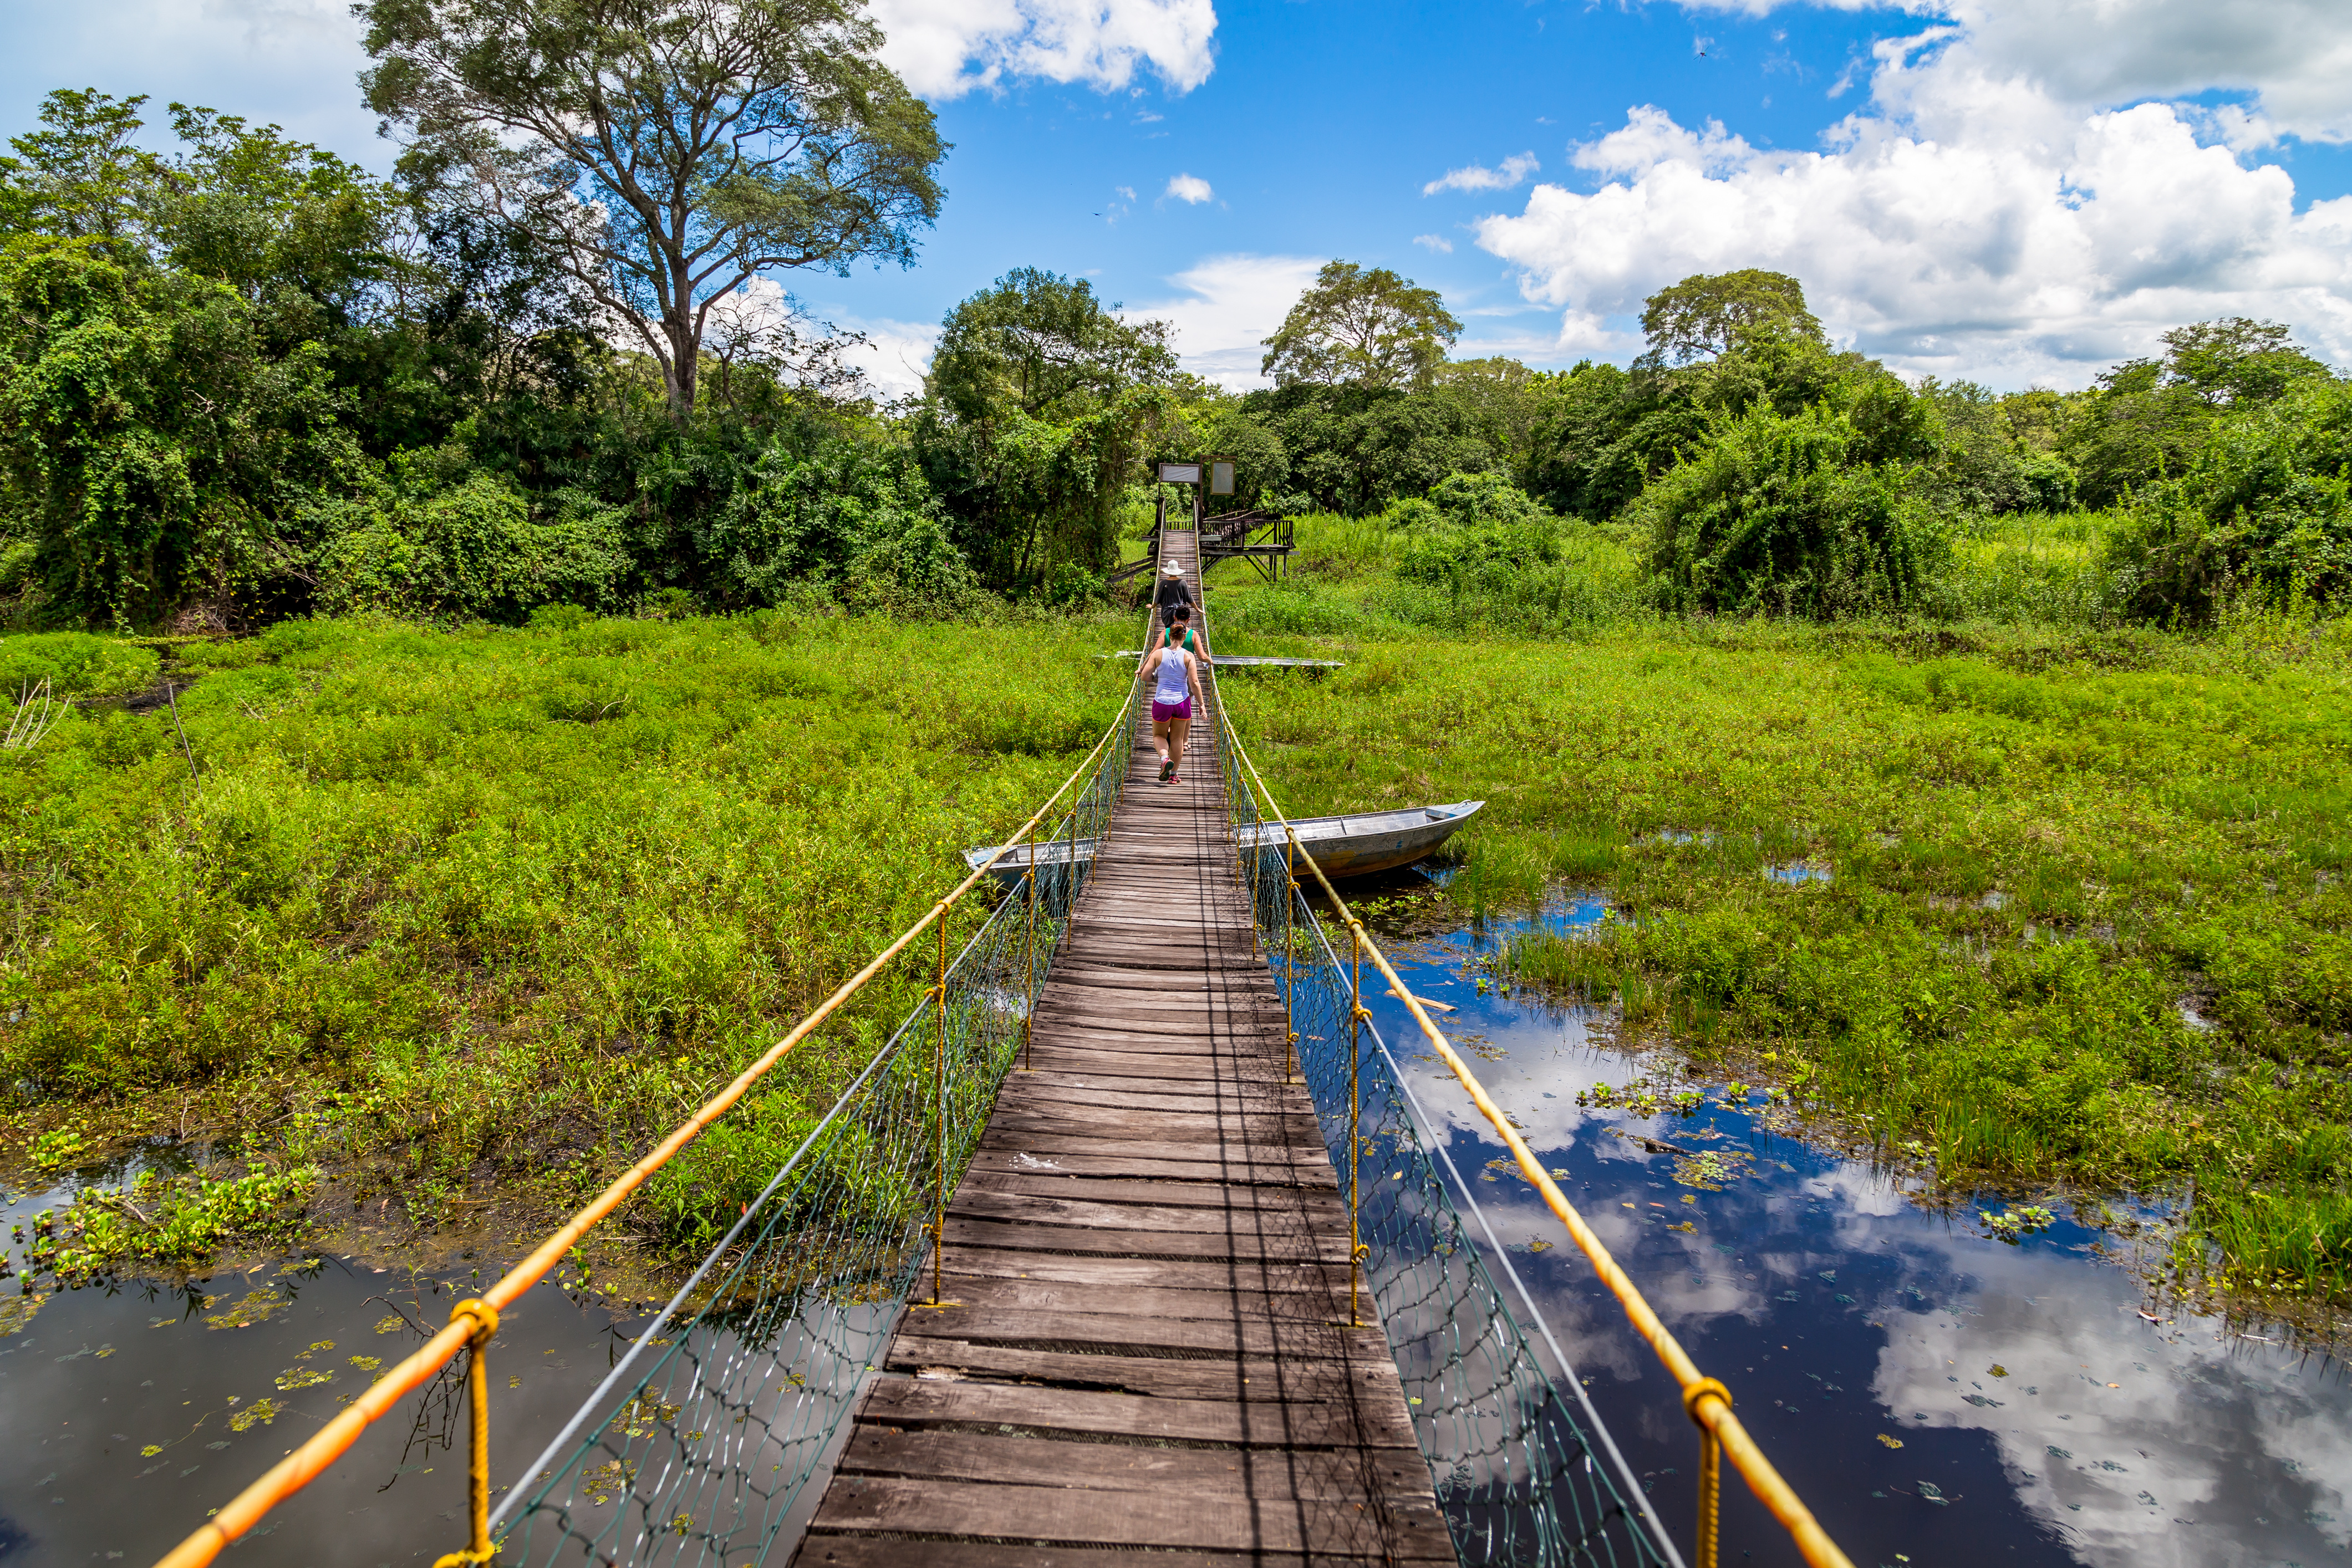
[1021,806,1036,1075]
[1346,922,1366,1329]
[928,915,949,1305]
[428,1299,499,1568]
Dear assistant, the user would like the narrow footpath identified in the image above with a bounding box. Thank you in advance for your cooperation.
[792,530,1452,1565]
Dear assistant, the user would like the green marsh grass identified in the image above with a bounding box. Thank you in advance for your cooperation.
[1,607,1138,1261]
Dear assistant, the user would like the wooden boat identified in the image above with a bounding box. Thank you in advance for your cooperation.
[965,801,1485,884]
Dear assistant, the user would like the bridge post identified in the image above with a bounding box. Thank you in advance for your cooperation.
[1346,924,1367,1329]
[1021,816,1036,1074]
[927,918,949,1305]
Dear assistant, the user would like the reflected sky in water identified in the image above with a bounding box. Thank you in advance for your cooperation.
[0,1170,650,1568]
[1359,889,2350,1568]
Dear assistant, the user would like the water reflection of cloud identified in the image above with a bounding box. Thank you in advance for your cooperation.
[1348,903,2352,1568]
[1800,1162,1916,1219]
[1873,1259,2351,1567]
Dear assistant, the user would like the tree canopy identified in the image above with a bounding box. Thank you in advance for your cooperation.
[1260,261,1460,390]
[917,270,1177,591]
[358,0,947,419]
[1638,268,1824,366]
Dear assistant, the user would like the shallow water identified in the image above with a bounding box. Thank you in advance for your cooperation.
[1358,887,2351,1568]
[0,1166,651,1567]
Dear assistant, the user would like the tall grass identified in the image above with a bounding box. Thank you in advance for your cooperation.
[0,607,1139,1253]
[1927,509,2130,626]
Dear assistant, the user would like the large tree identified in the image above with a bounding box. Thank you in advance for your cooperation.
[1638,268,1822,366]
[1259,261,1460,390]
[916,269,1176,588]
[0,89,156,253]
[358,0,947,420]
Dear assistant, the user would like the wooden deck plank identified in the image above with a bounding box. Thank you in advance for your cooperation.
[807,1476,1453,1559]
[791,532,1444,1566]
[941,1217,1352,1262]
[837,1426,1429,1495]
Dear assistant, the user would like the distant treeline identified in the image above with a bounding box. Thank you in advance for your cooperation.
[0,89,2344,630]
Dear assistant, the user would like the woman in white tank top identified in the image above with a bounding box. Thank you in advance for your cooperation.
[1142,609,1204,785]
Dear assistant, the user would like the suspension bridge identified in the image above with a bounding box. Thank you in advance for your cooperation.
[790,528,1450,1562]
[157,527,1850,1568]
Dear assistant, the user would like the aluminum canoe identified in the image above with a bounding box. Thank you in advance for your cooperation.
[964,800,1485,883]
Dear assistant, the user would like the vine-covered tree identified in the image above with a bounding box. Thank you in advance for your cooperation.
[1260,261,1460,390]
[358,0,948,420]
[917,269,1177,589]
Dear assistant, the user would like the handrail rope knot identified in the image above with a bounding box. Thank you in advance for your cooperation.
[1682,1376,1732,1424]
[449,1298,500,1346]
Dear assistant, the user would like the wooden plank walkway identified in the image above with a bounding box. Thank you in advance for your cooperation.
[793,532,1452,1566]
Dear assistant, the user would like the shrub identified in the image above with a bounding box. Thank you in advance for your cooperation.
[1391,470,1563,586]
[698,442,965,608]
[1635,403,1946,617]
[2104,376,2352,622]
[0,630,160,697]
[315,472,630,622]
[0,246,364,627]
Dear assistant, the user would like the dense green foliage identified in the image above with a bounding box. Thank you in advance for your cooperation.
[2,77,2343,632]
[1259,259,1463,390]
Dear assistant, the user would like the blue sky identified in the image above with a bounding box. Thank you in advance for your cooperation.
[7,0,2352,393]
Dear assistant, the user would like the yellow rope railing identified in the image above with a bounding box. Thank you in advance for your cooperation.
[1212,698,1855,1568]
[155,662,1146,1568]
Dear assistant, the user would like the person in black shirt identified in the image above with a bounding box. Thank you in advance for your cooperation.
[1154,560,1193,625]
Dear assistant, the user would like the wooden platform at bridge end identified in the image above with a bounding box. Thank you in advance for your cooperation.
[791,530,1450,1566]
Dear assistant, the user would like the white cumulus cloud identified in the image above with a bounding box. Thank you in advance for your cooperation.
[1163,172,1213,204]
[1422,150,1541,196]
[1674,0,2352,142]
[1413,233,1454,253]
[869,0,1218,100]
[1125,253,1323,388]
[1470,2,2352,386]
[836,317,943,401]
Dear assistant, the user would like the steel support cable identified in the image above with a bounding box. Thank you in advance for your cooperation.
[1213,702,1855,1568]
[1197,662,1669,1566]
[154,656,1150,1568]
[1263,824,1679,1567]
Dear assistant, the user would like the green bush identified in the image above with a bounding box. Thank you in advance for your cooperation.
[1391,470,1562,586]
[0,246,364,627]
[698,443,970,608]
[315,471,630,621]
[1636,403,1946,617]
[2105,376,2352,621]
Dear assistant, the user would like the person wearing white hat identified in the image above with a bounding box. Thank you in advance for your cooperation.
[1153,559,1193,623]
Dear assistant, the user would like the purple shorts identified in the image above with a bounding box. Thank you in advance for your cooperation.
[1152,698,1193,722]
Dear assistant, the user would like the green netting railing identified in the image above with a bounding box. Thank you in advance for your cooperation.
[485,678,1139,1568]
[1205,670,1683,1568]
